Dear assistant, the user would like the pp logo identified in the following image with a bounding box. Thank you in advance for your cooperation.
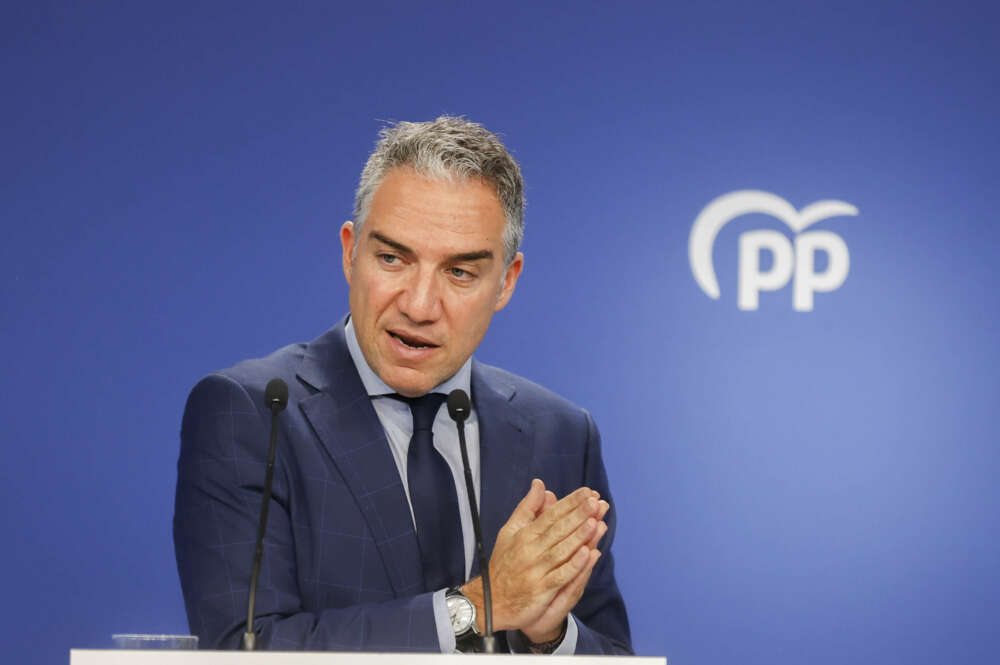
[688,190,858,311]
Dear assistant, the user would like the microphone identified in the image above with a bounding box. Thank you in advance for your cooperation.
[446,389,498,653]
[265,378,289,411]
[242,378,288,651]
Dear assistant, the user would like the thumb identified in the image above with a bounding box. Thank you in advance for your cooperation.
[506,478,546,531]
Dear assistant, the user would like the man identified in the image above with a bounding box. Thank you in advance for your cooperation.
[174,116,631,654]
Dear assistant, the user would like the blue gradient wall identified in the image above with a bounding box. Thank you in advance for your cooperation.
[3,2,997,664]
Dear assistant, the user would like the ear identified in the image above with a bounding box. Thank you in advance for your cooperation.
[340,221,355,285]
[494,252,524,312]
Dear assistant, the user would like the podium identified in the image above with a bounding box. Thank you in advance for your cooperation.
[71,652,666,664]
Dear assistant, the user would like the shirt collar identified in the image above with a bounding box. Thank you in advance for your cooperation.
[345,317,472,398]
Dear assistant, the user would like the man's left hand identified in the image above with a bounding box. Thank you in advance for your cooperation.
[519,490,610,644]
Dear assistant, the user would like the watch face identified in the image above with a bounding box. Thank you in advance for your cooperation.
[447,595,475,634]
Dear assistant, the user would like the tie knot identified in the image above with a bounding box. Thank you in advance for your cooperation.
[396,393,447,432]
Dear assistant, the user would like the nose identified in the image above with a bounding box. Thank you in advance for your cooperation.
[396,265,442,323]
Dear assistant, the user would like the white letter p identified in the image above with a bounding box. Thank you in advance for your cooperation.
[793,231,850,311]
[738,230,794,311]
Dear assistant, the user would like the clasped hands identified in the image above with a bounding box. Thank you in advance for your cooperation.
[461,479,609,644]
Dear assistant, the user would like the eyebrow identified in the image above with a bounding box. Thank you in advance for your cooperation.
[450,249,494,262]
[369,231,494,263]
[370,231,414,255]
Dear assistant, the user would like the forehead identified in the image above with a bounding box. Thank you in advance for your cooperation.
[367,168,506,246]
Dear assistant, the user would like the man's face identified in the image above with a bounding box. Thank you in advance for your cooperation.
[341,167,523,397]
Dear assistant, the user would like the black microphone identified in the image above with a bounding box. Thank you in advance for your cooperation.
[446,389,498,653]
[242,378,288,651]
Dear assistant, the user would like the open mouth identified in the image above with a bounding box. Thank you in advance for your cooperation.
[388,331,439,350]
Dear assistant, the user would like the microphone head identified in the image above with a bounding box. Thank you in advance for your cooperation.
[265,378,289,412]
[446,389,471,423]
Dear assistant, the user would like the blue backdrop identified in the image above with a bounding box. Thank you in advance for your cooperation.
[3,2,998,664]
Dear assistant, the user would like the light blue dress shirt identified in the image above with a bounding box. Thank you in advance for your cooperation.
[344,319,577,654]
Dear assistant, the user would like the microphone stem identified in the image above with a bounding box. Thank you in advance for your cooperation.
[455,421,497,652]
[243,402,281,650]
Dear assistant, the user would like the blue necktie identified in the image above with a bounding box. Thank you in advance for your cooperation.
[397,392,465,591]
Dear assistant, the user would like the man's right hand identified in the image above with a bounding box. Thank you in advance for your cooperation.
[461,479,607,634]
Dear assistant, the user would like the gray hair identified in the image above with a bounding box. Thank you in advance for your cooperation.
[353,116,524,264]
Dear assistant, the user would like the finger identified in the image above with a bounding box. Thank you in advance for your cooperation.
[546,550,601,615]
[597,500,609,521]
[533,493,600,547]
[505,478,547,532]
[526,487,595,539]
[542,544,593,590]
[586,519,608,550]
[534,490,557,517]
[540,517,598,573]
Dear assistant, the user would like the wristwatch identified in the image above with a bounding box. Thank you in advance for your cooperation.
[445,587,481,643]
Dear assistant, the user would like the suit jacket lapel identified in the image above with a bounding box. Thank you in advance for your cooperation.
[296,320,424,597]
[470,361,533,578]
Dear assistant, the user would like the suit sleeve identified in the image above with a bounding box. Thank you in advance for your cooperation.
[173,373,439,651]
[571,410,634,655]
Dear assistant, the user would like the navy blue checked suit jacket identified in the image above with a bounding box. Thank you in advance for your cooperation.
[173,318,632,653]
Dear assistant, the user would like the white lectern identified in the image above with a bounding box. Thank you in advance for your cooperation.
[71,652,666,664]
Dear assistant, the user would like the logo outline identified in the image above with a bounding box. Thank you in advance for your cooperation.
[689,190,858,308]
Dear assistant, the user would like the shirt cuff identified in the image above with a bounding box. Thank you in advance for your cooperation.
[431,588,457,653]
[506,613,579,655]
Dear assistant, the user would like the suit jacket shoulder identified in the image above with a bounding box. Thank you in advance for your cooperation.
[473,360,588,416]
